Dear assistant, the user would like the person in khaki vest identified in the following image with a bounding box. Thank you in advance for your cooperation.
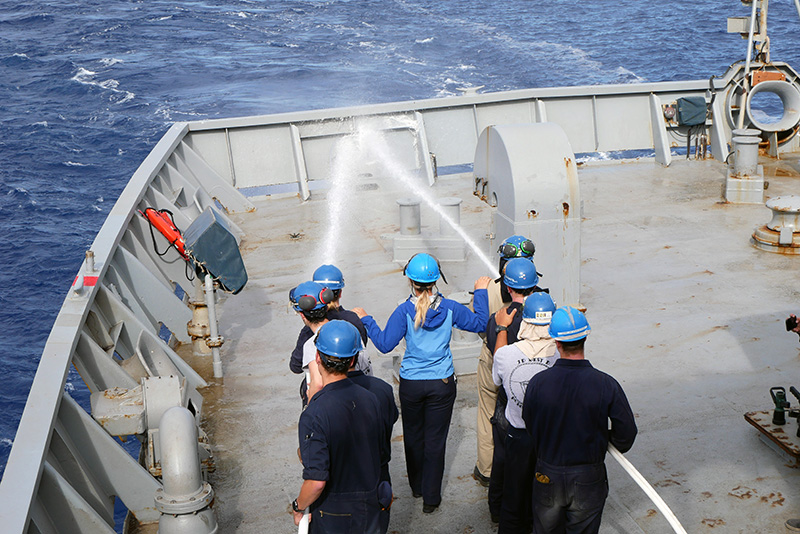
[473,235,538,487]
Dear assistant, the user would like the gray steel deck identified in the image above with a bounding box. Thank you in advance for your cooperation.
[206,154,800,533]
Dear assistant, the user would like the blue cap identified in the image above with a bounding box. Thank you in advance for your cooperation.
[548,306,591,342]
[315,320,363,358]
[404,253,440,284]
[290,281,331,312]
[503,257,539,289]
[522,292,557,325]
[498,235,535,259]
[313,264,344,290]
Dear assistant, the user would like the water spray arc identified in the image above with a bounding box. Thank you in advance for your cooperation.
[321,124,499,278]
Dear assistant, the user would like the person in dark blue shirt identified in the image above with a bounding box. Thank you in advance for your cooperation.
[289,264,368,376]
[292,320,385,534]
[354,253,491,513]
[522,307,637,534]
[348,360,398,534]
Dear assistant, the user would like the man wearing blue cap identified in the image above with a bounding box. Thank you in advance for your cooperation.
[474,236,539,489]
[522,307,637,534]
[292,320,386,533]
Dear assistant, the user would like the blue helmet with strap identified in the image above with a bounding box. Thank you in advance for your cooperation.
[498,235,535,259]
[522,292,557,325]
[503,257,539,289]
[289,281,334,312]
[314,320,363,359]
[313,264,345,291]
[403,253,441,284]
[548,306,591,342]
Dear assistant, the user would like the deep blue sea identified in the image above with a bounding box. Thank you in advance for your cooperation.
[1,0,799,524]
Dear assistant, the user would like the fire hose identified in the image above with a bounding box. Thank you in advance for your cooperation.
[608,444,688,534]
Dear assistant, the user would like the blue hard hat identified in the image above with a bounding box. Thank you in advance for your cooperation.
[503,258,539,289]
[314,320,363,358]
[313,264,344,290]
[290,281,333,312]
[404,253,440,284]
[548,306,591,342]
[523,292,557,325]
[498,235,535,259]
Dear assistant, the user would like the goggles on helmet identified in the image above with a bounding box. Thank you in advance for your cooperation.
[498,239,535,259]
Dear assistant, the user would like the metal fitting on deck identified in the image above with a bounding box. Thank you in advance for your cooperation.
[155,406,218,534]
[732,135,760,177]
[206,335,224,349]
[725,132,765,204]
[187,300,212,356]
[438,197,462,237]
[397,198,421,236]
[753,195,800,253]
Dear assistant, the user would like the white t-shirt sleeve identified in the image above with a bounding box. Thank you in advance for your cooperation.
[492,346,507,387]
[302,337,316,368]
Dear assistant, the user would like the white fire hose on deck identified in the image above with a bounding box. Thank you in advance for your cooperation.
[608,444,688,534]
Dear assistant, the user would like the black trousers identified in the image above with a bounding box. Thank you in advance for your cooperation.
[398,376,457,507]
[533,459,608,534]
[311,489,381,534]
[487,418,506,518]
[499,425,534,534]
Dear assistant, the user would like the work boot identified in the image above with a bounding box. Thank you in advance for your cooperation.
[787,518,800,531]
[472,465,490,487]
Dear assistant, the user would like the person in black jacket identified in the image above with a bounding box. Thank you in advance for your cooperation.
[522,307,637,534]
[347,356,398,533]
[290,265,368,374]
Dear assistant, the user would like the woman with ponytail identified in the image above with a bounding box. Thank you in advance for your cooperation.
[354,253,491,513]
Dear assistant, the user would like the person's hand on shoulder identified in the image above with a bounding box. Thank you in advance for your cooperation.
[495,306,517,328]
[353,307,368,319]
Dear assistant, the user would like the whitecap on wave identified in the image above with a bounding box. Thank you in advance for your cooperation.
[12,53,29,59]
[71,66,135,104]
[32,121,48,127]
[614,66,645,83]
[99,58,124,67]
[155,105,207,121]
[401,57,426,66]
[0,438,12,447]
[63,161,90,167]
[415,37,434,44]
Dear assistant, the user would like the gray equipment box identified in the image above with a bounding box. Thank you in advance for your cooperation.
[184,207,248,294]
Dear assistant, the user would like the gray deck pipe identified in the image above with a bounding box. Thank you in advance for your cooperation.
[397,198,421,235]
[732,136,760,176]
[205,274,224,378]
[438,197,462,237]
[155,406,218,534]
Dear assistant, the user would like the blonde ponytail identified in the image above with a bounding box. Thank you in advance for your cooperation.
[412,283,434,329]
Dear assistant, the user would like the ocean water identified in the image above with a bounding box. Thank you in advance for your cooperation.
[1,0,799,524]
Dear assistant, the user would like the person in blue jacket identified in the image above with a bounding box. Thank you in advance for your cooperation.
[354,252,491,513]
